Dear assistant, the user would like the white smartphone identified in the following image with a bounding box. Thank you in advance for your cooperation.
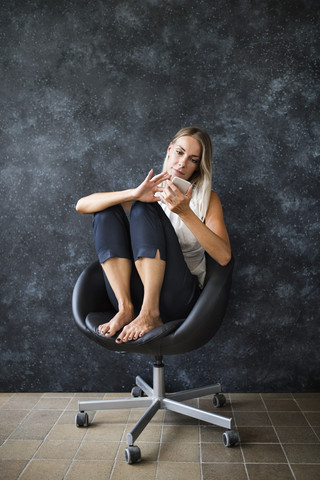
[172,177,191,194]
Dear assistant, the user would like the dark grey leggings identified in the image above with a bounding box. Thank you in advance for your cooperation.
[92,201,201,322]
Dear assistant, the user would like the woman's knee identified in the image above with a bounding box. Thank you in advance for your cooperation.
[130,201,159,221]
[93,205,126,227]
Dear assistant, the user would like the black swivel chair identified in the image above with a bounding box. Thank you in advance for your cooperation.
[72,254,239,464]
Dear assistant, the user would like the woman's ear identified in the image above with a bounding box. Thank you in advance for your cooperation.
[167,142,173,155]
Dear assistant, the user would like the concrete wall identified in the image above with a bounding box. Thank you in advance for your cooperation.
[1,0,319,392]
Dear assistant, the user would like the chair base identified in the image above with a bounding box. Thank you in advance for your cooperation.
[77,356,235,449]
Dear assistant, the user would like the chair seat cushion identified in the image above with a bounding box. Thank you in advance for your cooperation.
[85,312,184,347]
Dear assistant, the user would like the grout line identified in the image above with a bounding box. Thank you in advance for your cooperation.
[229,393,250,480]
[63,394,94,480]
[1,392,319,480]
[16,393,76,480]
[260,393,297,480]
[198,397,204,480]
[154,407,165,480]
[108,401,132,479]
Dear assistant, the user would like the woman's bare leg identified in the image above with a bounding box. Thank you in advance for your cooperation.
[116,250,165,342]
[98,257,135,337]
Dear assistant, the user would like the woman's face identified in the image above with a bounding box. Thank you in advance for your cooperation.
[167,135,202,181]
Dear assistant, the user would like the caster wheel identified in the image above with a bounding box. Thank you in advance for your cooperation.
[223,429,239,447]
[131,386,143,397]
[76,412,89,427]
[125,445,141,464]
[213,393,226,408]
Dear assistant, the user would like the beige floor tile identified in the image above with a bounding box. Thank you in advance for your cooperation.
[269,412,309,426]
[242,443,287,463]
[237,426,279,443]
[263,399,300,412]
[295,398,320,411]
[283,444,320,463]
[46,424,87,441]
[75,441,119,461]
[74,393,106,398]
[124,424,162,443]
[93,409,130,423]
[34,398,71,410]
[201,443,243,463]
[19,459,70,480]
[234,411,271,427]
[261,393,293,399]
[3,397,40,410]
[157,461,201,480]
[65,460,114,479]
[110,461,157,480]
[0,410,30,426]
[202,463,247,480]
[35,440,81,459]
[0,459,28,480]
[161,425,199,443]
[304,412,320,426]
[230,394,266,412]
[0,440,41,460]
[9,423,52,440]
[200,426,224,443]
[293,393,320,398]
[0,395,14,408]
[57,411,78,425]
[42,393,74,398]
[103,392,131,399]
[275,426,320,443]
[291,464,320,480]
[1,424,22,440]
[1,392,319,480]
[246,463,294,479]
[22,409,62,425]
[159,442,200,462]
[85,423,125,442]
[11,393,43,398]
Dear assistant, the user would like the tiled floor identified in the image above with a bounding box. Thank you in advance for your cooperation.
[0,392,319,480]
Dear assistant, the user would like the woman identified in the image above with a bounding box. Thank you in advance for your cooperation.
[76,126,231,343]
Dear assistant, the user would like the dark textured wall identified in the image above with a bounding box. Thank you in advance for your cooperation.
[1,0,319,392]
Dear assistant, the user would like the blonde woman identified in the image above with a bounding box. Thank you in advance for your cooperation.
[76,126,231,343]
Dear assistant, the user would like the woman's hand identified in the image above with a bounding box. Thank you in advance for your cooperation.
[159,180,193,216]
[133,169,169,203]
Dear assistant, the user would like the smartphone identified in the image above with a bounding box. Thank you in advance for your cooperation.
[172,177,191,194]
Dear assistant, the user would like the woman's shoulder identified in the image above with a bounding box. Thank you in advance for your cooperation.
[209,190,222,203]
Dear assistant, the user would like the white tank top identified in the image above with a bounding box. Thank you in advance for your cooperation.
[160,199,206,289]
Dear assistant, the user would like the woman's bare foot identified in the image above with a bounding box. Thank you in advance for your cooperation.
[116,310,163,343]
[98,305,135,337]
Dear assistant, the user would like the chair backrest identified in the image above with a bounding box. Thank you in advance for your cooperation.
[72,255,234,356]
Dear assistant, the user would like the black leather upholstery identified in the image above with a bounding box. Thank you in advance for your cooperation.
[72,254,234,356]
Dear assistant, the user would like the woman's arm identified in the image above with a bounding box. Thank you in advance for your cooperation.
[76,170,169,214]
[160,183,231,266]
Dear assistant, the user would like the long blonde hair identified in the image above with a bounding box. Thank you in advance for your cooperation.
[162,126,213,221]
